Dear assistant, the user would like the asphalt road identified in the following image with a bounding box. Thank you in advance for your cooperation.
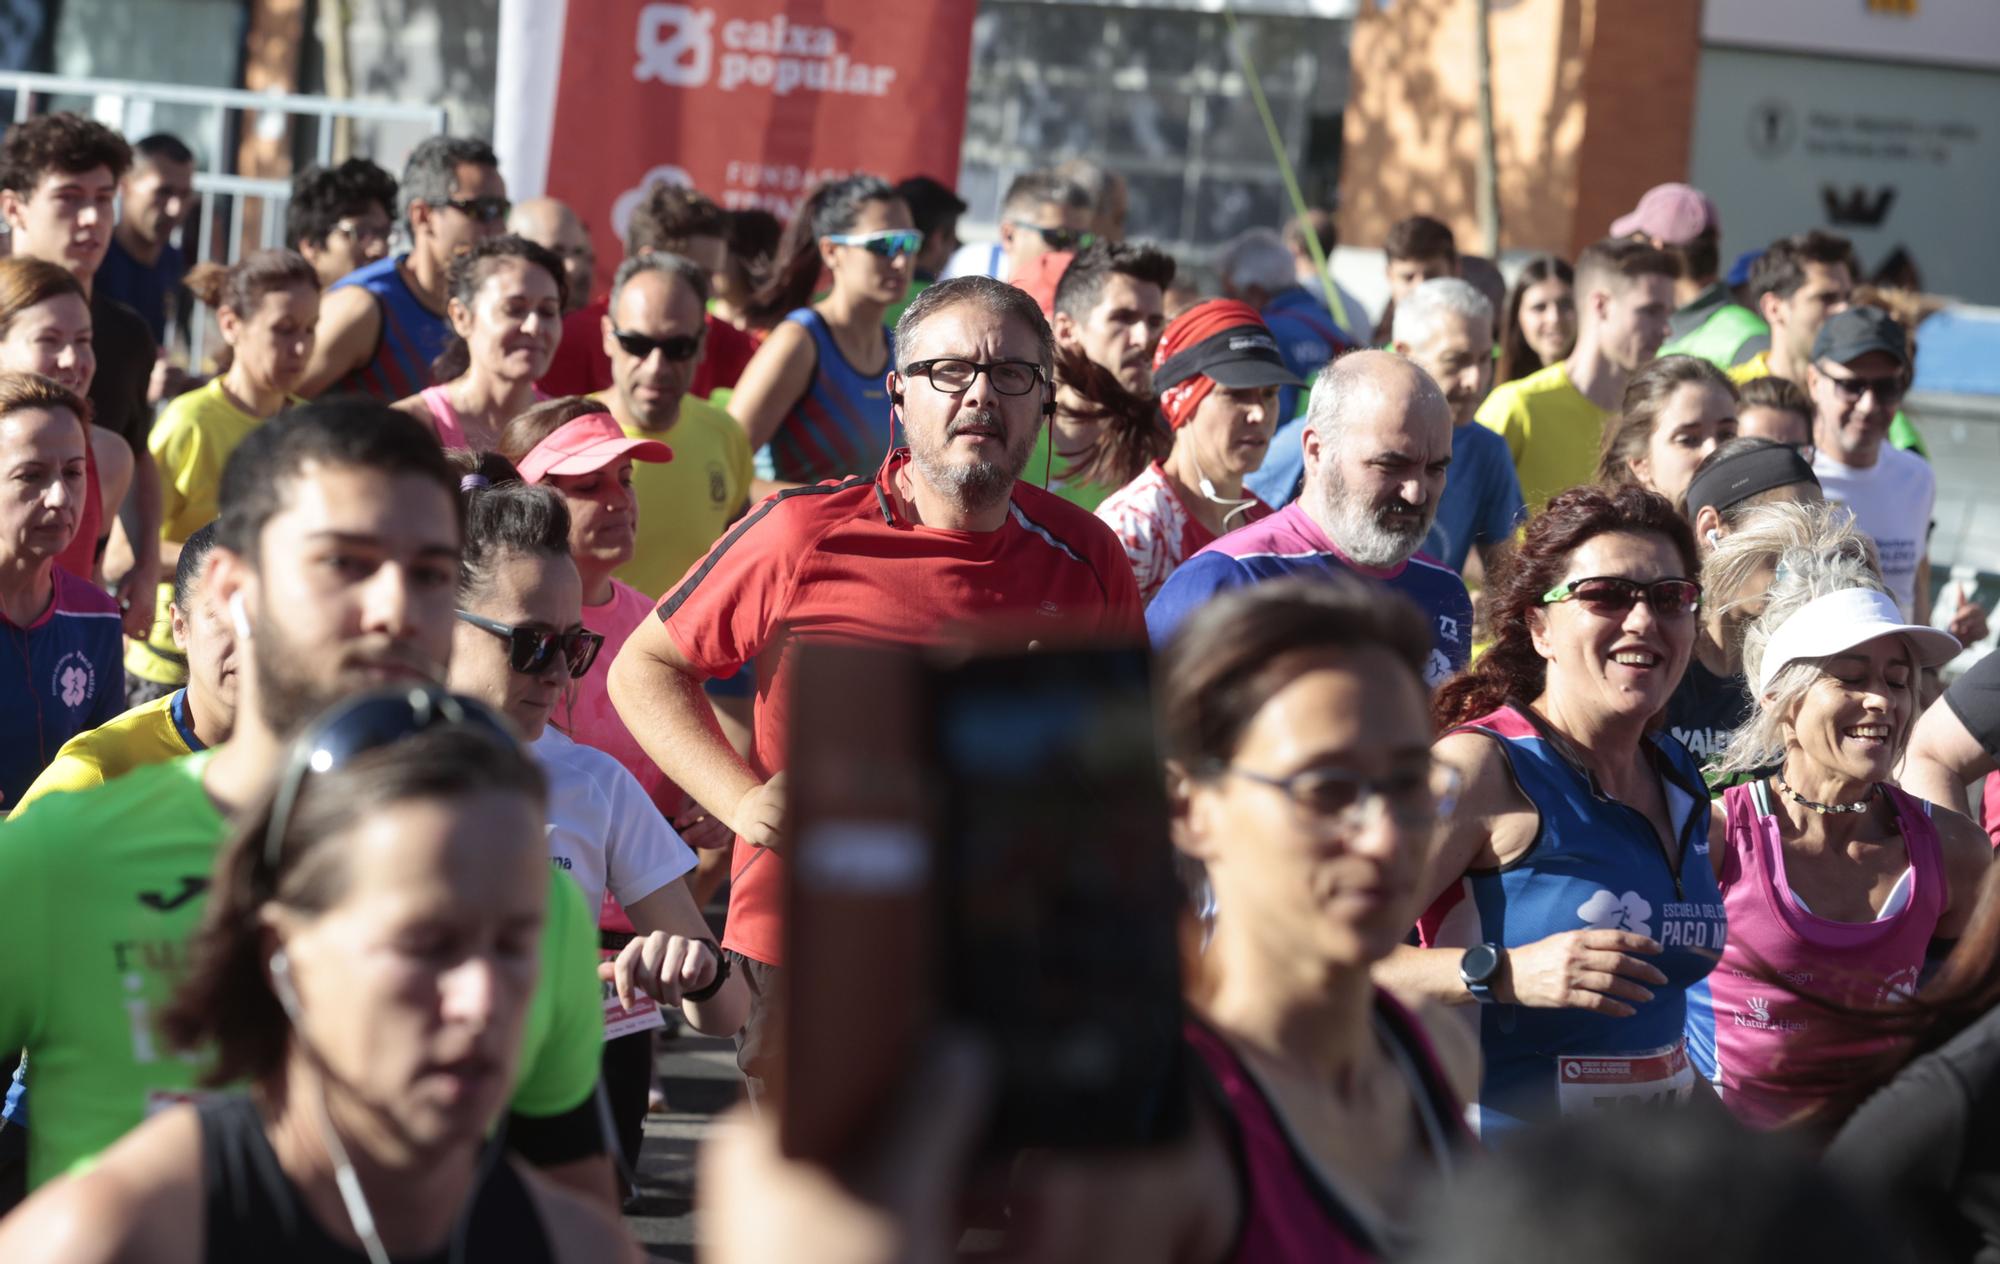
[624,1031,742,1260]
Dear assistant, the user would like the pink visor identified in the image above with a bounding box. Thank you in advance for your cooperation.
[517,412,672,484]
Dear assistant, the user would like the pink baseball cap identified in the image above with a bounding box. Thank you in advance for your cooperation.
[1610,183,1717,245]
[517,412,672,484]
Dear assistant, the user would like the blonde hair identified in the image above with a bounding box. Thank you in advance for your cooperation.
[1710,504,1893,778]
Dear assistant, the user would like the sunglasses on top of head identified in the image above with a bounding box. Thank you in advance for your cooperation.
[825,229,922,260]
[440,195,512,225]
[1540,576,1701,617]
[611,326,703,363]
[1009,221,1096,252]
[456,610,604,678]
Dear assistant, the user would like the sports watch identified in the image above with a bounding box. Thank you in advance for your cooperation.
[1459,942,1504,1004]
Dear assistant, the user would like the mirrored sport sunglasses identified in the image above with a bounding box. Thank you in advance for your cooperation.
[456,609,604,679]
[1541,576,1702,617]
[825,228,922,260]
[1009,220,1097,252]
[441,195,512,224]
[263,686,517,880]
[610,326,703,363]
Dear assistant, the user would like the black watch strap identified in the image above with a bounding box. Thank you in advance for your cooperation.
[682,939,731,1004]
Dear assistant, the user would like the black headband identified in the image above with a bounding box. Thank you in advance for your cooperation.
[1685,443,1818,519]
[1152,326,1289,394]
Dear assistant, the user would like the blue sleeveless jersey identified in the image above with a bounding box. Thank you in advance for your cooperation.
[327,254,448,401]
[1417,705,1726,1134]
[768,307,894,484]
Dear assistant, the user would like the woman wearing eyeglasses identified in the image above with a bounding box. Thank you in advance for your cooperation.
[393,236,566,453]
[1684,546,1986,1130]
[446,460,747,1179]
[0,693,641,1261]
[1376,485,1726,1135]
[727,175,913,491]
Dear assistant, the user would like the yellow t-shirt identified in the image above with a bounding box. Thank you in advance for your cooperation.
[608,393,754,600]
[1728,351,1771,384]
[128,381,271,684]
[7,690,196,818]
[1475,361,1607,515]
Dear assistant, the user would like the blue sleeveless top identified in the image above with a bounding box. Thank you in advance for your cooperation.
[327,254,449,401]
[1417,705,1726,1134]
[768,307,894,484]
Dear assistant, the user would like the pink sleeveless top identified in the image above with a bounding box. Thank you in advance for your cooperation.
[420,385,547,451]
[1691,779,1944,1129]
[1185,992,1470,1263]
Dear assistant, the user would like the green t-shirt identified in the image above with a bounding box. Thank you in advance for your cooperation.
[1025,424,1115,513]
[0,752,603,1189]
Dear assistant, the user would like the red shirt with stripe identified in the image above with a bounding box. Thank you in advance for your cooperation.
[656,450,1146,966]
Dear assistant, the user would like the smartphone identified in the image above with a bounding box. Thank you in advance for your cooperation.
[780,642,1188,1161]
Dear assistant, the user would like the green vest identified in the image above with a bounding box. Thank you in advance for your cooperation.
[1661,302,1768,369]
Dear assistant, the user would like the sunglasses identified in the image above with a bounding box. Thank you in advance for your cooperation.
[1818,366,1906,404]
[441,195,512,225]
[825,229,922,260]
[1008,220,1096,252]
[456,609,604,679]
[330,218,391,247]
[610,326,703,363]
[1541,576,1702,617]
[263,686,517,879]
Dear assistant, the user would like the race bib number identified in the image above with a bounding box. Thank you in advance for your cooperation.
[1555,1043,1694,1114]
[601,947,667,1041]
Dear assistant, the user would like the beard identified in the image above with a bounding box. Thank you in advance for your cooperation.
[1319,463,1437,569]
[251,600,441,740]
[909,405,1038,512]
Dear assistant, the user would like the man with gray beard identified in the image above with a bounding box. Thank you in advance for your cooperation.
[607,275,1142,1098]
[1147,351,1472,687]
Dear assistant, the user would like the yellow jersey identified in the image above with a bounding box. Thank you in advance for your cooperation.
[1475,361,1608,515]
[1728,351,1771,385]
[607,393,754,600]
[8,689,200,818]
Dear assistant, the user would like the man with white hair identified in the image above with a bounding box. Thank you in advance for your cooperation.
[1147,351,1471,686]
[1393,277,1523,573]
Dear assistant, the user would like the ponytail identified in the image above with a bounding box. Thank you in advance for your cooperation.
[746,174,900,325]
[1054,344,1170,490]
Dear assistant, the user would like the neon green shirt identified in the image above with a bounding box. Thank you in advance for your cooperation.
[0,752,603,1189]
[8,691,195,818]
[1025,424,1115,513]
[1475,360,1608,515]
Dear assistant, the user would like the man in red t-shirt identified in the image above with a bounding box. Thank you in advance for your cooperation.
[608,275,1144,1095]
[540,183,756,401]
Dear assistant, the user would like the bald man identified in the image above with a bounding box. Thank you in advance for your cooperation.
[1147,351,1471,685]
[508,197,596,312]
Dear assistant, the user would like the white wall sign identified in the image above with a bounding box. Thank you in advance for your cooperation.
[1702,0,2000,72]
[1689,46,2000,304]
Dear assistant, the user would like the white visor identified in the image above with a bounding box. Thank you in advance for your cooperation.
[1756,587,1961,696]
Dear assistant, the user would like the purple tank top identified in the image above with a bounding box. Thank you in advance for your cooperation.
[1693,779,1944,1128]
[1185,992,1470,1262]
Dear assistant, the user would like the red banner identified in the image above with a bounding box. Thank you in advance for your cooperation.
[541,1,979,296]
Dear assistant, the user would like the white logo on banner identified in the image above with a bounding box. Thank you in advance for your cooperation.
[633,6,896,98]
[611,164,696,241]
[635,5,714,86]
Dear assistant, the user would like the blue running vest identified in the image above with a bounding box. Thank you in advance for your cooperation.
[768,307,894,484]
[1417,704,1726,1134]
[327,254,449,401]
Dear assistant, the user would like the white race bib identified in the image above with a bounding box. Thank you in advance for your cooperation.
[1556,1042,1695,1114]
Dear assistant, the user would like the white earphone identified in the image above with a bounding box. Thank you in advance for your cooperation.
[1705,528,1723,549]
[269,948,301,1021]
[228,590,251,640]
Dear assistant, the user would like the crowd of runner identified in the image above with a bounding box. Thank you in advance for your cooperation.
[1,107,1998,1262]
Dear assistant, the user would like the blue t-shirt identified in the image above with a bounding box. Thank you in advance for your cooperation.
[2,569,123,806]
[1418,705,1725,1135]
[1422,421,1527,572]
[95,236,185,346]
[1261,287,1352,425]
[1146,502,1473,687]
[1245,414,1309,509]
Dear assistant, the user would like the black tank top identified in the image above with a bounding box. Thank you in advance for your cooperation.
[197,1094,556,1263]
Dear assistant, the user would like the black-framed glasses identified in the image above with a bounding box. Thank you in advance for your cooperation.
[610,326,703,363]
[1541,576,1702,617]
[1008,220,1096,252]
[456,610,603,679]
[1818,366,1906,404]
[264,686,517,879]
[1216,760,1463,834]
[903,358,1045,396]
[441,195,512,224]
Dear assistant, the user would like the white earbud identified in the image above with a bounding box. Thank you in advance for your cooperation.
[1705,528,1722,549]
[270,948,302,1021]
[227,591,251,640]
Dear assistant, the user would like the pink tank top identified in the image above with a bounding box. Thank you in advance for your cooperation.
[1694,779,1944,1129]
[421,385,469,451]
[1184,993,1470,1263]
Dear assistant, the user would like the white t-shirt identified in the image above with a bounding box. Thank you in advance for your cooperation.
[1813,445,1936,616]
[531,727,697,914]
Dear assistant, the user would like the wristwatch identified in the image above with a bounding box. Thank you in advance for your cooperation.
[1459,943,1504,1004]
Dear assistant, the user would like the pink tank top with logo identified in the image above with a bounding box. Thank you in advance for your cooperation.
[420,385,548,452]
[1691,779,1944,1129]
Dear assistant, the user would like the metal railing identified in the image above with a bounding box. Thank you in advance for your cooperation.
[0,70,448,366]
